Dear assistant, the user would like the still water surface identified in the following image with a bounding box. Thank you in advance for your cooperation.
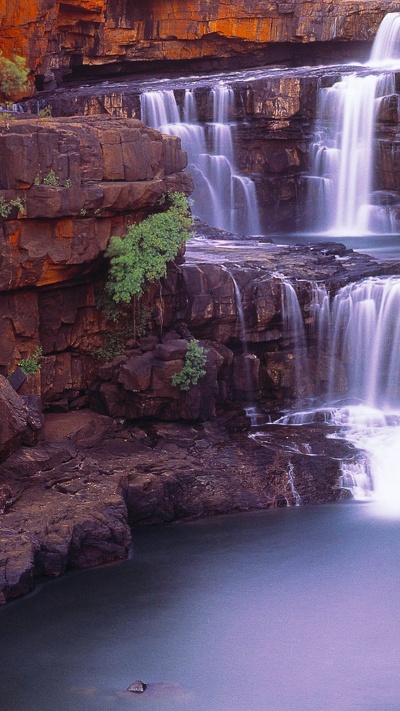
[1,504,400,711]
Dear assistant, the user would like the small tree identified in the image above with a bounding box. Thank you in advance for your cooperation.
[105,192,193,304]
[0,54,29,100]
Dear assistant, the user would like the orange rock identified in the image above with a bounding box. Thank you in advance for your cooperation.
[0,1,398,83]
[0,116,192,291]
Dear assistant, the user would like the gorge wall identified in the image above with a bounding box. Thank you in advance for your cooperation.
[1,1,400,87]
[31,68,400,233]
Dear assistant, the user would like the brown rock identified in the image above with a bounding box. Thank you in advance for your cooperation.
[0,375,29,461]
[118,353,154,392]
[0,116,192,291]
[154,339,188,361]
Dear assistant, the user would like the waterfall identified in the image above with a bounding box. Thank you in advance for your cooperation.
[140,86,260,235]
[279,275,400,515]
[280,280,310,399]
[227,269,260,424]
[307,12,400,235]
[369,12,400,64]
[326,277,400,407]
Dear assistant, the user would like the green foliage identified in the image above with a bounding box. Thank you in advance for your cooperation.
[65,178,72,189]
[171,339,207,392]
[0,196,25,218]
[19,346,43,375]
[105,192,193,304]
[39,105,52,119]
[0,54,29,99]
[93,329,131,362]
[94,294,152,362]
[43,170,59,186]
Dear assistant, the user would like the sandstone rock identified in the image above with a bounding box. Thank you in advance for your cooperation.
[154,339,188,361]
[0,1,397,84]
[0,527,36,602]
[118,353,154,392]
[0,116,192,292]
[0,375,30,461]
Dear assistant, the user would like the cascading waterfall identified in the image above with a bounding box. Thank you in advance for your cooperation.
[369,12,400,64]
[280,280,310,399]
[226,269,261,424]
[279,275,400,515]
[140,86,260,235]
[307,12,400,235]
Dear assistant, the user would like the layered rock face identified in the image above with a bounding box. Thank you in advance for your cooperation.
[89,239,398,423]
[0,115,191,399]
[1,1,399,86]
[39,74,315,232]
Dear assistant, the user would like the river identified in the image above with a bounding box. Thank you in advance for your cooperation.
[1,503,400,711]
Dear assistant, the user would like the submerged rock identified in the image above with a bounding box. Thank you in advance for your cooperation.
[126,680,147,693]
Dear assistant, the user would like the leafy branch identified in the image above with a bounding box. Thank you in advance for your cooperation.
[105,192,193,304]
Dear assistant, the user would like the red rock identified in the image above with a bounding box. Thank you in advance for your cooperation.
[0,1,397,86]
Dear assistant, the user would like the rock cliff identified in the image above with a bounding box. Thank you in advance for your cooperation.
[1,1,400,86]
[0,114,191,394]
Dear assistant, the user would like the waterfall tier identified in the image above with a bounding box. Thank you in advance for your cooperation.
[277,274,400,514]
[140,86,260,235]
[307,11,400,236]
[369,12,400,64]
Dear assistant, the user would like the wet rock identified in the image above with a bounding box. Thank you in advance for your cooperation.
[0,410,355,602]
[126,681,147,693]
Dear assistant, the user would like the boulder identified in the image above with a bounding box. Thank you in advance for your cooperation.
[126,681,147,694]
[0,375,30,461]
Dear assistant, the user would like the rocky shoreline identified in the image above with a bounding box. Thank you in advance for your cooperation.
[0,407,357,604]
[1,230,399,604]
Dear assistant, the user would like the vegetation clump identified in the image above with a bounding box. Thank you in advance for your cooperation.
[171,339,207,391]
[105,192,193,304]
[19,346,43,374]
[0,197,25,218]
[42,170,60,186]
[0,54,29,100]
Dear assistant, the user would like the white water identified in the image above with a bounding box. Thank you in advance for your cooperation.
[281,275,400,515]
[280,280,310,399]
[369,12,400,64]
[226,269,261,422]
[140,86,260,235]
[308,12,400,235]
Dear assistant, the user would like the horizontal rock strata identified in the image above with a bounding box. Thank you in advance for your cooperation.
[1,1,400,85]
[0,114,191,380]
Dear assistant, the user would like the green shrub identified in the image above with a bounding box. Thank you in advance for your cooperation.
[0,197,25,218]
[43,170,59,186]
[105,192,193,304]
[38,105,52,119]
[0,54,29,99]
[93,329,131,362]
[19,346,43,374]
[171,339,207,391]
